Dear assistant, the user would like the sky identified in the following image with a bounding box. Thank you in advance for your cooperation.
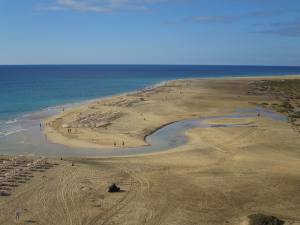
[0,0,300,66]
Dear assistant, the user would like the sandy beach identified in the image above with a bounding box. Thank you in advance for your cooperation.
[1,76,300,225]
[44,76,300,149]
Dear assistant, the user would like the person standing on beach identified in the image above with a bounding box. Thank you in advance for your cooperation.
[15,209,21,221]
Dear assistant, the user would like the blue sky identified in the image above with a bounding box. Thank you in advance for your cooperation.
[0,0,300,65]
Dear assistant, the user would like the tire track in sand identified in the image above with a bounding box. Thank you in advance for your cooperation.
[87,165,153,225]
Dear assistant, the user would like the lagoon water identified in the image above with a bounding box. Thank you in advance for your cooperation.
[0,107,287,157]
[0,64,299,155]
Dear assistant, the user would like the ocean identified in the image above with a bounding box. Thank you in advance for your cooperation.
[1,64,300,138]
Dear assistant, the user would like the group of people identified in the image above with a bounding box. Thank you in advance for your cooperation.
[114,140,125,148]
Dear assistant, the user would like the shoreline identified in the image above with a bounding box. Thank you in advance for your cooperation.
[1,74,299,124]
[2,74,299,121]
[0,80,170,139]
[43,74,300,150]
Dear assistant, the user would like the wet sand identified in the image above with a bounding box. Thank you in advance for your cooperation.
[0,76,300,225]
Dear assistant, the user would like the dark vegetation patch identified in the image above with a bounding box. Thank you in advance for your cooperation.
[248,214,284,225]
[0,190,10,196]
[25,220,37,223]
[250,79,300,132]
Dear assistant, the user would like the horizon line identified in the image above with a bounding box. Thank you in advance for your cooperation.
[1,63,300,67]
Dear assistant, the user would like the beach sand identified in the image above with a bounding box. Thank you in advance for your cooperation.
[0,76,300,225]
[44,76,287,149]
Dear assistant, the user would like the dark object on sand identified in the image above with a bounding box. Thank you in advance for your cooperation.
[0,190,10,196]
[248,214,284,225]
[108,183,120,193]
[71,162,74,166]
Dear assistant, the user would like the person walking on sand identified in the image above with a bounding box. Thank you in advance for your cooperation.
[15,209,21,221]
[39,123,42,131]
[122,141,125,148]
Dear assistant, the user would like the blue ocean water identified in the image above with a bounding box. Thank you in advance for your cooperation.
[0,64,300,137]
